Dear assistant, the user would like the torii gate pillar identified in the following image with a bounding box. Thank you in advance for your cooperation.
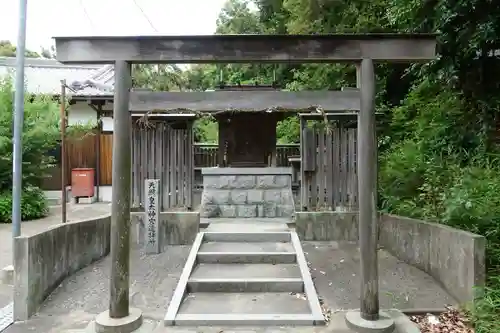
[94,61,143,333]
[345,60,394,332]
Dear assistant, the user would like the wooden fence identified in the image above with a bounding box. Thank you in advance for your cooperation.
[43,139,301,191]
[99,134,113,185]
[41,133,113,190]
[131,120,194,210]
[42,127,359,212]
[194,143,300,168]
[300,126,358,211]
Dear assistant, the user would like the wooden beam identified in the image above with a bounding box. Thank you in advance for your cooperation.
[96,104,102,203]
[130,113,197,119]
[298,112,385,122]
[53,34,437,64]
[298,112,358,121]
[129,90,360,112]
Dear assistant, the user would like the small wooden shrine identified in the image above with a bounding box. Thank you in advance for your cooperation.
[214,84,287,168]
[128,88,361,211]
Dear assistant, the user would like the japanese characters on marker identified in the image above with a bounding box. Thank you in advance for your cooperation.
[147,180,157,245]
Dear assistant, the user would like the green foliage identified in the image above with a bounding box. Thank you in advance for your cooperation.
[0,77,60,190]
[0,185,49,223]
[217,0,263,34]
[0,76,60,222]
[66,122,98,141]
[468,276,500,333]
[442,162,500,270]
[0,40,40,58]
[194,117,218,143]
[133,64,186,91]
[161,1,500,326]
[379,79,500,331]
[276,116,299,143]
[381,148,500,330]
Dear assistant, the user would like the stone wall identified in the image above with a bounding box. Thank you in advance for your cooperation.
[200,167,295,218]
[131,211,200,249]
[379,214,486,304]
[14,214,111,320]
[295,211,358,241]
[295,211,486,304]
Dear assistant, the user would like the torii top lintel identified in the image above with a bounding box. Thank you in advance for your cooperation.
[52,33,437,65]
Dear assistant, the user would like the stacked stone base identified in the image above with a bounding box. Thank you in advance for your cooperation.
[200,167,295,218]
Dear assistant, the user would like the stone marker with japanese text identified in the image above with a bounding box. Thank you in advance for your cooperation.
[145,179,160,254]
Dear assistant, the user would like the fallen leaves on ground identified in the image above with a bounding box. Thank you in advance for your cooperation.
[410,307,474,333]
[317,295,333,323]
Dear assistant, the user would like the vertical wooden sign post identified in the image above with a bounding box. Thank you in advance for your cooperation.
[145,179,160,254]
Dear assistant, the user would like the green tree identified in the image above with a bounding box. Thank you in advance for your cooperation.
[0,77,60,222]
[132,64,187,91]
[217,0,263,34]
[185,1,500,329]
[0,40,40,58]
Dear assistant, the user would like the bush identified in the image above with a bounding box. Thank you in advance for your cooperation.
[468,276,500,333]
[380,79,500,332]
[0,76,60,191]
[194,117,218,143]
[0,185,49,223]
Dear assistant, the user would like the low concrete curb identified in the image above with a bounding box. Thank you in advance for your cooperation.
[380,214,486,304]
[164,232,205,326]
[295,211,486,305]
[14,214,111,321]
[290,231,325,326]
[0,266,13,286]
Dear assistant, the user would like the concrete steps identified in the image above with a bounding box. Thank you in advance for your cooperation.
[164,228,325,326]
[191,263,301,279]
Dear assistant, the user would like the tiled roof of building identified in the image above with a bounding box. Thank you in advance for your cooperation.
[0,57,114,96]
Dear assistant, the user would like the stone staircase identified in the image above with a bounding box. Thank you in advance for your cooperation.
[164,221,325,326]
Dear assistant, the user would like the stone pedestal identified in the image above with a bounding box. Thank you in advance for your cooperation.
[200,167,295,218]
[345,310,395,333]
[95,308,143,333]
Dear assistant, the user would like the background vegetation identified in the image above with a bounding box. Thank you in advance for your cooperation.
[176,0,500,330]
[0,77,60,222]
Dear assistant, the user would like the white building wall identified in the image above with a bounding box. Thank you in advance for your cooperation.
[68,101,114,132]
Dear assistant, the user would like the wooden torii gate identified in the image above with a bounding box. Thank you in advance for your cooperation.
[52,34,437,333]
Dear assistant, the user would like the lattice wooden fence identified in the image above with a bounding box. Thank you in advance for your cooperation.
[131,120,194,210]
[300,126,358,211]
